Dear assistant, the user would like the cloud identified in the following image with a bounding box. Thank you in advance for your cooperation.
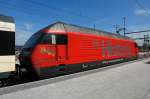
[16,29,34,45]
[15,23,35,45]
[128,25,150,31]
[24,23,34,30]
[91,18,114,26]
[135,9,150,16]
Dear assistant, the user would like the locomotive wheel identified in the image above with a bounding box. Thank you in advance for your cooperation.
[0,81,4,87]
[0,80,6,87]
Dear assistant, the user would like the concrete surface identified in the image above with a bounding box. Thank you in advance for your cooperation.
[0,58,150,99]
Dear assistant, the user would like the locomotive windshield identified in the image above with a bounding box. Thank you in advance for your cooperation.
[24,32,43,48]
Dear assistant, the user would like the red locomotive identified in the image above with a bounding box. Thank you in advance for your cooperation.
[19,22,138,78]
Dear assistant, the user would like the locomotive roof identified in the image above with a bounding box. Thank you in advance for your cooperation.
[45,22,133,40]
[0,14,14,23]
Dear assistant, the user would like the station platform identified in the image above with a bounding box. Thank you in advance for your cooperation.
[0,58,150,99]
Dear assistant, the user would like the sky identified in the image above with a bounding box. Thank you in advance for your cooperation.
[0,0,150,45]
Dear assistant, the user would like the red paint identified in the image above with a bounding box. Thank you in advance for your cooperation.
[30,31,137,69]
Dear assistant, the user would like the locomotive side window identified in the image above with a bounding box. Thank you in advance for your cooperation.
[40,34,67,45]
[56,34,67,44]
[51,34,56,44]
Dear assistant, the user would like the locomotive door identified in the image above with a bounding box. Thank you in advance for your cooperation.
[53,34,67,64]
[56,45,67,64]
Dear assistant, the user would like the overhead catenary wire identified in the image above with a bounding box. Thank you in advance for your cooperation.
[134,0,150,15]
[23,0,101,22]
[24,0,117,29]
[0,0,77,22]
[0,1,68,21]
[0,0,117,31]
[126,29,150,34]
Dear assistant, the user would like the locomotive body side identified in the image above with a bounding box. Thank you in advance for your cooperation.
[67,32,137,65]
